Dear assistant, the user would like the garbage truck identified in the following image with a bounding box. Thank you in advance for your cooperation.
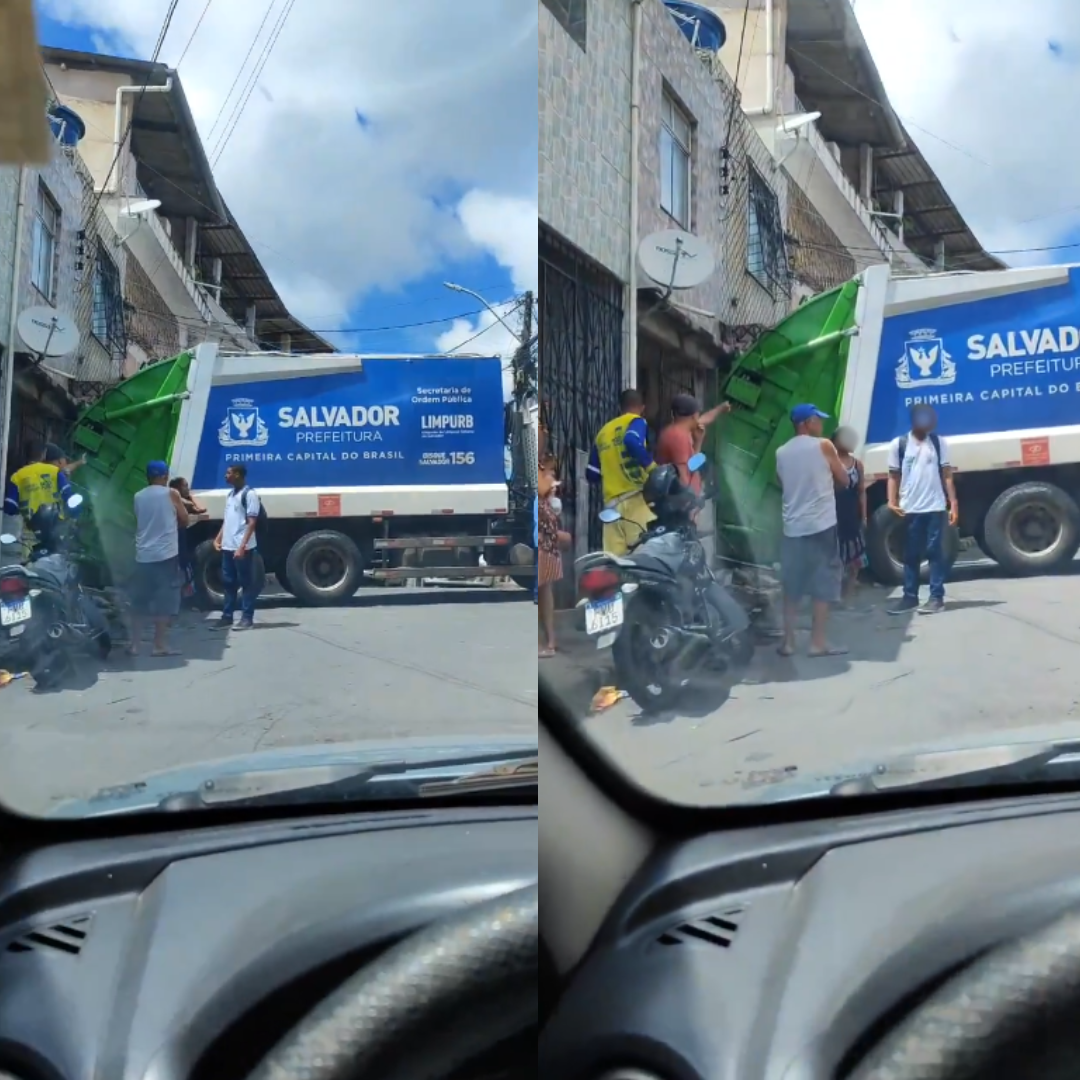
[712,261,1080,582]
[67,343,537,605]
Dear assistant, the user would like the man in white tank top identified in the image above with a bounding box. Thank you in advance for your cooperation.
[129,461,189,657]
[775,405,852,658]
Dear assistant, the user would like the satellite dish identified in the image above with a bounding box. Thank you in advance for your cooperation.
[16,307,80,358]
[638,229,716,291]
[120,198,161,217]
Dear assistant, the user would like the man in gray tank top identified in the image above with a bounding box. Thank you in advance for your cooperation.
[775,405,851,658]
[129,461,189,657]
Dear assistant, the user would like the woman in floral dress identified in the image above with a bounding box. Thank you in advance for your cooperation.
[537,456,570,658]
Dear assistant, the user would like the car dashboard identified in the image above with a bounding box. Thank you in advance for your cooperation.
[540,790,1080,1079]
[0,805,537,1080]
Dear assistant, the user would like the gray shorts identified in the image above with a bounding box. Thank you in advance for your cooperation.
[132,556,181,618]
[780,526,843,604]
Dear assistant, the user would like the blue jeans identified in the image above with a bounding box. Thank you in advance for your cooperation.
[221,550,259,622]
[903,511,947,601]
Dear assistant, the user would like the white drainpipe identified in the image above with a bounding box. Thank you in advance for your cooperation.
[627,0,644,388]
[110,79,173,193]
[743,0,775,116]
[0,166,28,492]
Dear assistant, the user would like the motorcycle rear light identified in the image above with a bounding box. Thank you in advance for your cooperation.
[0,576,28,599]
[580,568,620,598]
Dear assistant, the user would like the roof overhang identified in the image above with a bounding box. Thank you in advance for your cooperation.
[784,0,905,149]
[874,125,1006,272]
[41,46,227,223]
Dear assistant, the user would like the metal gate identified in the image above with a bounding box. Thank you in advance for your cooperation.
[538,227,624,555]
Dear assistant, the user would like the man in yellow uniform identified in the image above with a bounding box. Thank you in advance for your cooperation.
[586,389,656,555]
[9,442,74,521]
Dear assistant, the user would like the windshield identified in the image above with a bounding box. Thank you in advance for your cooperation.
[0,2,537,818]
[538,1,1080,809]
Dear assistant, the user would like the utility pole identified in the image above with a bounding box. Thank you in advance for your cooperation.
[511,290,535,404]
[508,291,537,507]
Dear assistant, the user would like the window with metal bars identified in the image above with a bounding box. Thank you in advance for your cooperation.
[746,163,790,297]
[542,0,587,49]
[91,242,126,361]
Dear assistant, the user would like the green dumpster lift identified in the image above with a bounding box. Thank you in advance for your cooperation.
[710,281,860,568]
[66,351,194,586]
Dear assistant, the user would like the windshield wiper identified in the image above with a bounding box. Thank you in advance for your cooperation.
[419,757,537,797]
[85,748,540,812]
[826,739,1080,797]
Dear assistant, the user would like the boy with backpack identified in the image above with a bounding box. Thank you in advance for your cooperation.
[886,404,959,616]
[212,463,266,630]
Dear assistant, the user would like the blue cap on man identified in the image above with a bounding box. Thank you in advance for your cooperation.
[146,460,169,480]
[790,403,830,425]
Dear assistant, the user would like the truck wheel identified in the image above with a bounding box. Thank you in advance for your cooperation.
[193,541,267,607]
[981,481,1080,574]
[285,531,363,605]
[866,503,960,586]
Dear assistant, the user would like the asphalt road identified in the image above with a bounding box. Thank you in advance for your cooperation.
[0,582,537,817]
[543,555,1080,808]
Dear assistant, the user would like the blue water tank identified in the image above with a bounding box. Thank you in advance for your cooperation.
[663,1,727,52]
[47,104,86,147]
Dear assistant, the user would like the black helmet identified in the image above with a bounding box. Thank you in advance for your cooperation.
[642,464,696,515]
[643,464,678,508]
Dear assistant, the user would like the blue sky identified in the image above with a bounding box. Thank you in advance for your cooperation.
[33,2,532,358]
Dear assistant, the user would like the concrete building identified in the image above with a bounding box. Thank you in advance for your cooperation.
[708,0,1001,293]
[40,48,331,366]
[0,118,130,456]
[539,0,791,559]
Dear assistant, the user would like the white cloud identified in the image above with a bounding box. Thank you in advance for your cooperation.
[433,190,538,366]
[854,0,1080,266]
[41,0,538,325]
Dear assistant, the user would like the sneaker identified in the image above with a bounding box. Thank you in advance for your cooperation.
[920,598,945,614]
[211,617,233,630]
[234,619,254,631]
[887,596,920,616]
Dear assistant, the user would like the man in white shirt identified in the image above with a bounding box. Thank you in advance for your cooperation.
[212,464,262,630]
[886,405,958,615]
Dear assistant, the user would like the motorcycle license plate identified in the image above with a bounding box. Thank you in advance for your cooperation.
[0,598,31,627]
[585,594,624,636]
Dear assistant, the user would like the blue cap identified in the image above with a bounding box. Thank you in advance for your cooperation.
[146,460,169,479]
[790,403,829,425]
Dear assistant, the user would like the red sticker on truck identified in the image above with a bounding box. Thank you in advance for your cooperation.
[318,494,342,517]
[1020,438,1050,467]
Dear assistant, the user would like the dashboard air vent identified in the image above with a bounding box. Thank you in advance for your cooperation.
[5,915,92,956]
[657,907,743,948]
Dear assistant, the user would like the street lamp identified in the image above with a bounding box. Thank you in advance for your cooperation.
[443,281,522,342]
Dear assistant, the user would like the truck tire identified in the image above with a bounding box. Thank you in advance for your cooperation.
[981,481,1080,575]
[285,531,363,606]
[193,541,267,608]
[866,503,960,586]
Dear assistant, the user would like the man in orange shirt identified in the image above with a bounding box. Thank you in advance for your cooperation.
[655,393,730,492]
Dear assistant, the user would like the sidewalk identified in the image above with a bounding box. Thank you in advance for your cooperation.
[540,607,615,720]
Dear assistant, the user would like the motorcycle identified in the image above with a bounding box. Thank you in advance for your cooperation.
[0,494,115,688]
[575,453,754,712]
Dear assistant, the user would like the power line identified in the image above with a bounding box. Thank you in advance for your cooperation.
[84,0,182,229]
[785,45,1080,236]
[204,0,278,146]
[175,0,215,68]
[211,0,297,167]
[127,303,516,336]
[446,299,526,353]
